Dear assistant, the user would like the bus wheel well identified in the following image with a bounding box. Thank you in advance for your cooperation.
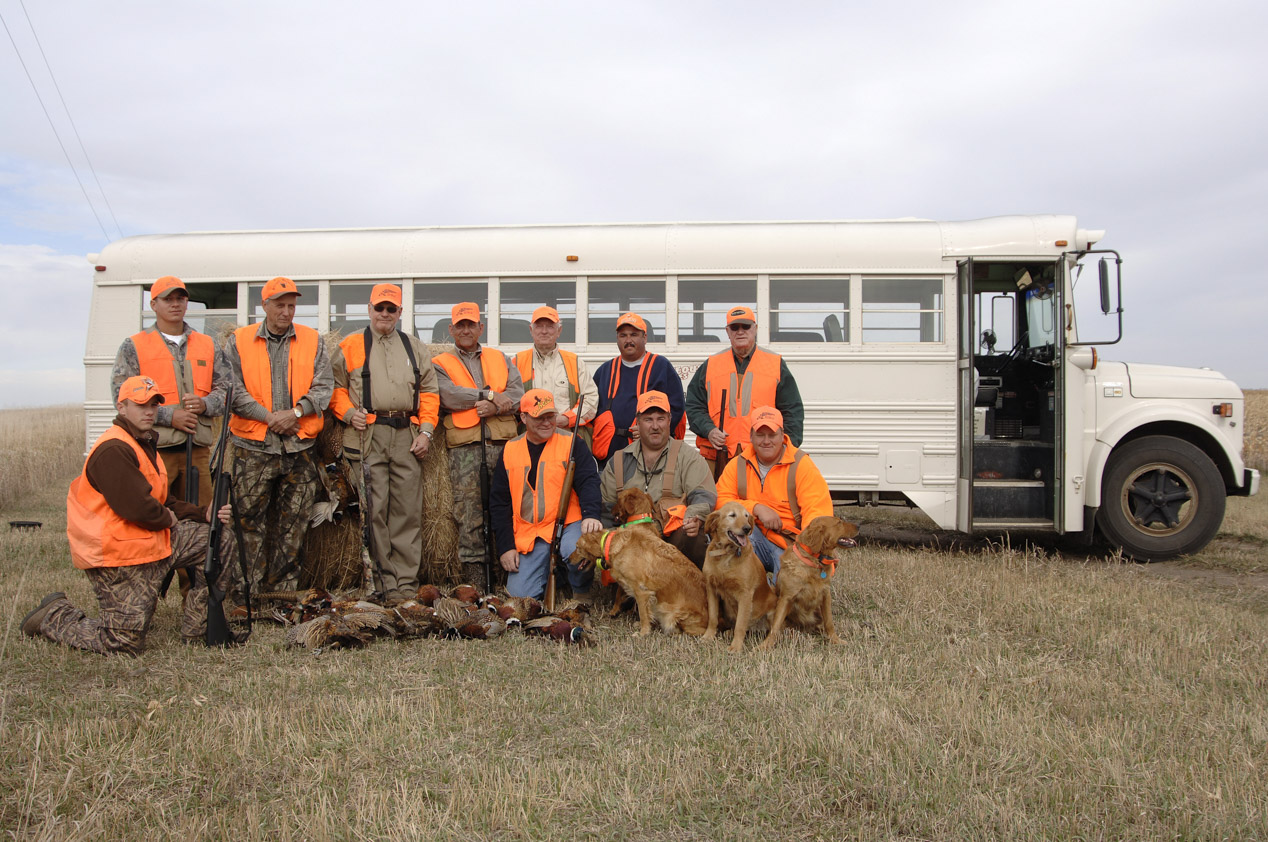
[1113,421,1238,492]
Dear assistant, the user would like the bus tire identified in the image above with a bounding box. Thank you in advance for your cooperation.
[1097,435,1225,562]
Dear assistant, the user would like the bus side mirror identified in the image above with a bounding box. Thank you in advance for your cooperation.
[1098,258,1111,315]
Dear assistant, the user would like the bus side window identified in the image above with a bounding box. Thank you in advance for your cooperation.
[588,279,666,344]
[861,278,943,343]
[413,281,488,344]
[678,278,755,343]
[769,278,848,342]
[500,280,576,344]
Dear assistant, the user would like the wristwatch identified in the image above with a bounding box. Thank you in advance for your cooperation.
[293,406,303,418]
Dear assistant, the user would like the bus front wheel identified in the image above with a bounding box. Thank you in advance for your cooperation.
[1097,435,1225,562]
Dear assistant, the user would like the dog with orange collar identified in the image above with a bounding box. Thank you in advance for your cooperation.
[757,515,859,649]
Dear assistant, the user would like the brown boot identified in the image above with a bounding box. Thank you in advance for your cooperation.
[21,592,67,637]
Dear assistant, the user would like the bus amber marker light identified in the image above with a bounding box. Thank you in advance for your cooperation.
[1213,403,1233,418]
[566,255,579,262]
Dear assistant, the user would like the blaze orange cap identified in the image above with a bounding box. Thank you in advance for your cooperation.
[117,375,165,405]
[370,283,402,307]
[531,305,560,323]
[726,306,756,326]
[261,277,301,302]
[520,388,557,418]
[451,302,482,324]
[615,312,647,333]
[150,276,187,301]
[636,390,670,414]
[750,406,783,432]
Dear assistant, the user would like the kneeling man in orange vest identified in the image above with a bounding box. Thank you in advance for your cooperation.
[714,406,833,577]
[489,389,603,601]
[21,376,237,655]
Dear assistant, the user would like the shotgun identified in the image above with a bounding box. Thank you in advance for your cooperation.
[713,387,728,480]
[545,399,582,612]
[204,385,238,646]
[479,417,496,595]
[159,435,200,599]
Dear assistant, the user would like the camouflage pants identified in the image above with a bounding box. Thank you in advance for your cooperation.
[232,447,318,597]
[448,440,505,587]
[37,519,235,656]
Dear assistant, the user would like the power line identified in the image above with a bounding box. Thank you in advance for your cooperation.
[0,6,115,241]
[18,0,124,239]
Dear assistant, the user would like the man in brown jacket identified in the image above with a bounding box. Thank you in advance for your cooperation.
[21,376,235,655]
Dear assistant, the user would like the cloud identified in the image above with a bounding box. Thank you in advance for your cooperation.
[0,244,91,407]
[0,0,1265,404]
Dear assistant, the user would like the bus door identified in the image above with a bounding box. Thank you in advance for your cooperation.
[960,259,1062,533]
[956,259,975,532]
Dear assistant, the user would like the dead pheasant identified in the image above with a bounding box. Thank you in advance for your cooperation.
[497,596,544,624]
[391,600,447,638]
[453,608,509,640]
[524,616,595,646]
[449,584,481,605]
[414,584,443,606]
[285,599,396,651]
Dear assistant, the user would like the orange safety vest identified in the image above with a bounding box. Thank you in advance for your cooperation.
[131,329,215,402]
[229,324,325,441]
[514,348,584,426]
[696,347,781,462]
[332,330,440,427]
[66,426,172,570]
[503,431,583,554]
[434,349,510,429]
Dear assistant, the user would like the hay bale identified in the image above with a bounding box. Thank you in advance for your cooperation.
[419,421,461,584]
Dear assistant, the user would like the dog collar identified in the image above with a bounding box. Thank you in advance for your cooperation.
[620,514,656,528]
[596,529,618,570]
[792,540,836,579]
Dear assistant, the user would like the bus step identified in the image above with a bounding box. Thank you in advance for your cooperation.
[971,518,1056,530]
[972,480,1050,519]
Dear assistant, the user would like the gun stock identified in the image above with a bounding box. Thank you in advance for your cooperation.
[479,419,496,595]
[204,386,237,646]
[544,419,580,612]
[713,388,728,480]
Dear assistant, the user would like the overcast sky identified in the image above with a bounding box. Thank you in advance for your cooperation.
[1,0,1264,408]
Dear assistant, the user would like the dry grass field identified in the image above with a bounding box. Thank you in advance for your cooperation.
[2,398,1265,840]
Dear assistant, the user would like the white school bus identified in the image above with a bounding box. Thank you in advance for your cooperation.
[82,215,1259,560]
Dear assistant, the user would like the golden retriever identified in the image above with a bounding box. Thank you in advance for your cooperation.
[701,502,778,653]
[758,515,859,649]
[569,494,709,637]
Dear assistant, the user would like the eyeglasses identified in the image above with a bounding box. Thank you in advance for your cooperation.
[727,323,754,332]
[374,303,399,314]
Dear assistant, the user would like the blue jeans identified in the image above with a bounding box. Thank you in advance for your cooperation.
[506,522,593,599]
[751,528,784,578]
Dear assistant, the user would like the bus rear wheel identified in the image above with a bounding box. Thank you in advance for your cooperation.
[1098,435,1225,562]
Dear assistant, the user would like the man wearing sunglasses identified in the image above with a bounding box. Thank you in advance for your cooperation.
[685,305,804,468]
[332,284,440,603]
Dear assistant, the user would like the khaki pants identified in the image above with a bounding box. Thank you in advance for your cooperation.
[158,445,214,507]
[349,424,424,600]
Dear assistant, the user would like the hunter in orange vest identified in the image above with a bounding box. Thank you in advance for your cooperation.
[110,275,230,506]
[331,283,441,601]
[685,305,805,466]
[714,406,832,577]
[21,376,237,655]
[224,277,332,596]
[489,389,603,601]
[433,302,525,587]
